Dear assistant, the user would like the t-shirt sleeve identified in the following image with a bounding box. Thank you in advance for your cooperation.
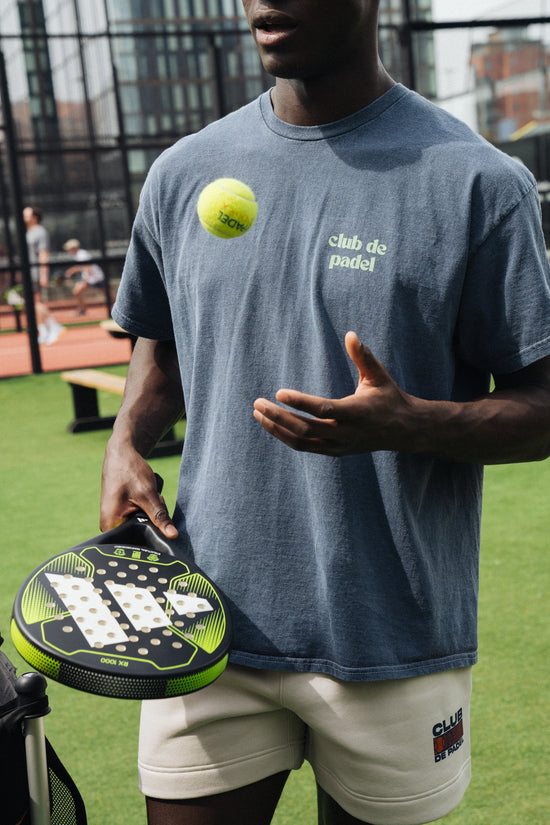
[456,184,550,374]
[112,172,175,341]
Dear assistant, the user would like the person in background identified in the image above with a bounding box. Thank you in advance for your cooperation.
[23,206,65,345]
[63,239,106,316]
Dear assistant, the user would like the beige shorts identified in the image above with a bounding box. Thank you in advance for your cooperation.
[139,664,472,825]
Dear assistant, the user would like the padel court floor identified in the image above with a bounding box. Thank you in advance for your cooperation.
[0,303,132,378]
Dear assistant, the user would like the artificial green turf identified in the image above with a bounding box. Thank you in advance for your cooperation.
[1,372,549,824]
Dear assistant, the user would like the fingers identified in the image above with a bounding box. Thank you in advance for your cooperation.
[253,397,340,453]
[253,331,383,425]
[345,330,389,387]
[252,331,397,455]
[100,454,178,538]
[253,406,334,452]
[274,389,337,418]
[149,493,179,539]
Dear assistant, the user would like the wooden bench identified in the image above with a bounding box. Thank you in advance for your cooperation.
[99,318,137,347]
[60,368,184,458]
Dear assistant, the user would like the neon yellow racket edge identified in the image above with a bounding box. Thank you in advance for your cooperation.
[12,494,232,700]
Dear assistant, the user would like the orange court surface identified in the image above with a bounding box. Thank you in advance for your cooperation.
[0,303,132,378]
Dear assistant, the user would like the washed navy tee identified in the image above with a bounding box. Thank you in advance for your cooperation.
[113,85,550,680]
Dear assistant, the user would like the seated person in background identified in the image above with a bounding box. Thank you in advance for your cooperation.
[63,238,105,316]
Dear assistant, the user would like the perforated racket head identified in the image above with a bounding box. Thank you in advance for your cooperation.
[12,531,231,700]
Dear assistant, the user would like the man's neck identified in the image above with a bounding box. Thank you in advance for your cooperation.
[271,64,395,127]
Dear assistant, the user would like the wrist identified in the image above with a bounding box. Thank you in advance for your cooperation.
[393,394,462,458]
[108,419,153,459]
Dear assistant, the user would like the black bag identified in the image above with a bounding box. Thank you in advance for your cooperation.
[0,637,30,824]
[0,632,87,825]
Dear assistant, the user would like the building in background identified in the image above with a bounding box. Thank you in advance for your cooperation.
[0,0,269,262]
[7,1,550,276]
[467,25,550,241]
[0,0,435,279]
[379,0,437,98]
[470,27,550,143]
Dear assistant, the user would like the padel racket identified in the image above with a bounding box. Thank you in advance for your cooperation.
[11,487,231,700]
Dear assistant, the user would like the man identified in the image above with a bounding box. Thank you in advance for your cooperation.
[23,206,65,344]
[100,2,550,824]
[63,238,105,316]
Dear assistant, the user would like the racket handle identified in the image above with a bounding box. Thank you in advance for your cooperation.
[94,515,175,554]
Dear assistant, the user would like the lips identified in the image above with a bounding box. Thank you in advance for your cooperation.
[253,10,299,46]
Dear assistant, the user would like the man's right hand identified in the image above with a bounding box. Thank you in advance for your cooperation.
[100,444,178,538]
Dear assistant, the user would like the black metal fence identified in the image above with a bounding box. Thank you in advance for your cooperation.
[2,6,550,372]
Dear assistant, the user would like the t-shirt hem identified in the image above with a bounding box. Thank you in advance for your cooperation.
[112,306,174,342]
[228,650,478,681]
[489,334,550,374]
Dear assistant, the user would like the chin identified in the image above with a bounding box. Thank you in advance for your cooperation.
[260,55,318,82]
[258,45,347,85]
[260,57,300,79]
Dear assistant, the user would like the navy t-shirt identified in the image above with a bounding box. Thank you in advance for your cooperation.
[113,85,550,680]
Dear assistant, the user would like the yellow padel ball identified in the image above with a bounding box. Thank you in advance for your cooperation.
[197,178,258,239]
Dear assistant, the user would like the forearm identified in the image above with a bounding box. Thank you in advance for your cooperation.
[101,337,182,535]
[109,337,185,458]
[254,337,550,465]
[402,384,550,465]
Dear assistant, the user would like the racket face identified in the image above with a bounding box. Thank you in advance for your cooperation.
[12,542,231,700]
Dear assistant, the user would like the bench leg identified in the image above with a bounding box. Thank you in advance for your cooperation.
[149,427,184,458]
[66,382,184,448]
[66,384,118,433]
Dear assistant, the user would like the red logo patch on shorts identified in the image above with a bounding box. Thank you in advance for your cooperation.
[432,709,464,763]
